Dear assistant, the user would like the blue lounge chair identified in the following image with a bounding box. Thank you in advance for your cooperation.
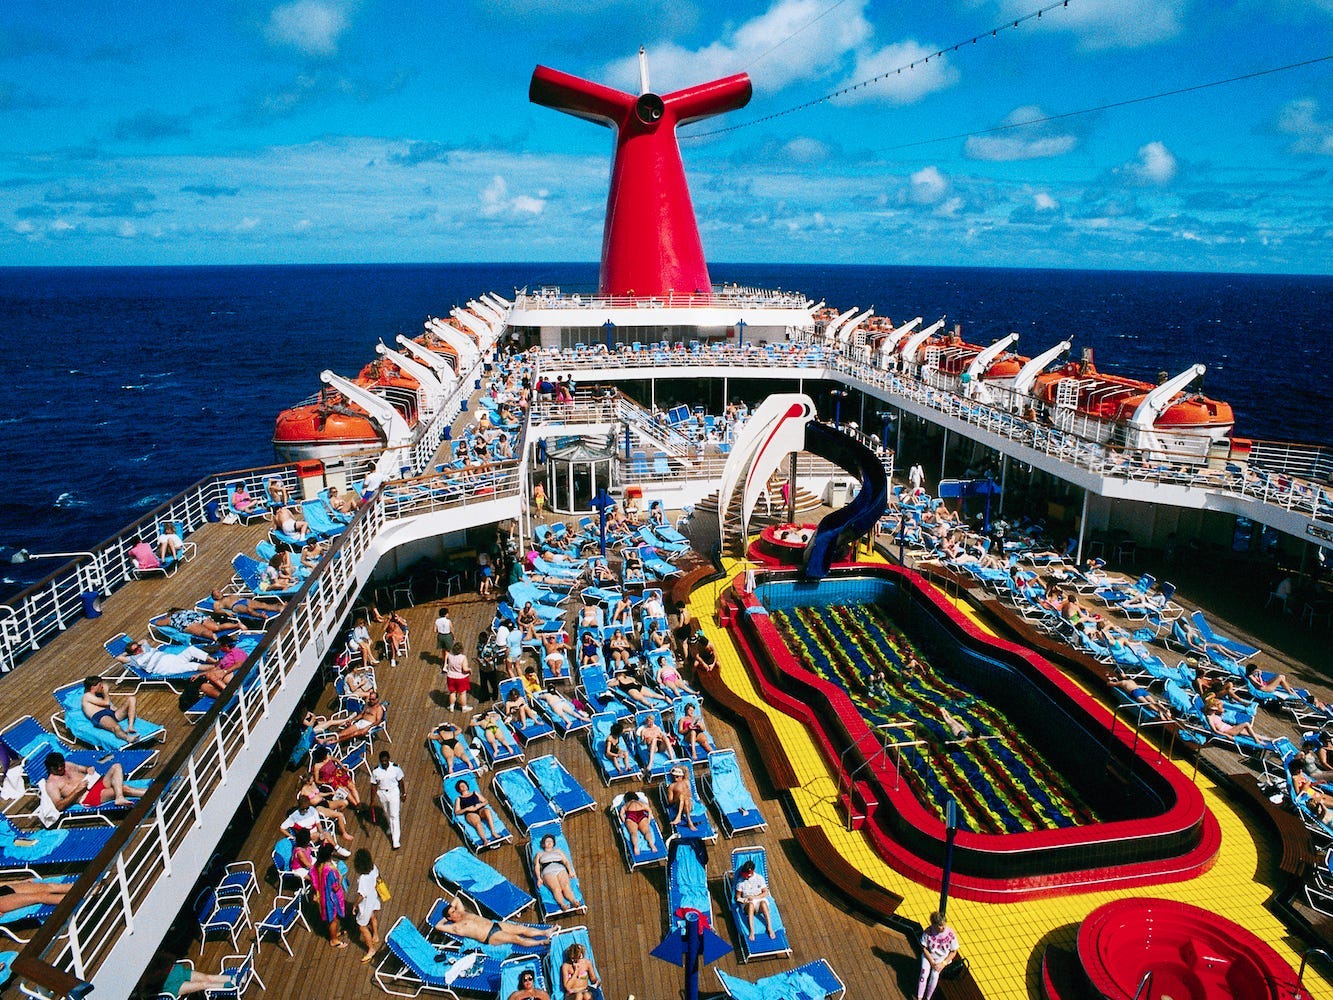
[497,957,547,1000]
[544,927,604,1000]
[231,553,303,599]
[526,819,586,918]
[1191,610,1260,662]
[716,960,846,1000]
[527,755,595,817]
[659,759,717,843]
[632,710,676,780]
[301,499,347,539]
[702,749,767,837]
[652,452,671,477]
[671,695,716,767]
[0,874,78,944]
[52,683,164,753]
[667,838,713,932]
[0,814,117,870]
[609,791,667,871]
[587,713,637,786]
[441,772,512,852]
[497,679,556,746]
[631,451,650,477]
[724,846,791,961]
[426,725,482,777]
[491,767,560,835]
[639,525,689,555]
[529,687,592,739]
[374,916,499,998]
[224,481,269,524]
[432,846,535,921]
[471,713,524,769]
[578,663,627,716]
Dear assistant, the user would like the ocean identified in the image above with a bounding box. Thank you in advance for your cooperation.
[1,262,1329,596]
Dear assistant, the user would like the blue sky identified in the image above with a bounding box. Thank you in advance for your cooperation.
[1,0,1330,273]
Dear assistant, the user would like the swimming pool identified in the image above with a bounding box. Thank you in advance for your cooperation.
[728,564,1218,899]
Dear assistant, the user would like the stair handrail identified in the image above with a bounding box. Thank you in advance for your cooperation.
[1297,948,1332,998]
[1131,970,1153,1000]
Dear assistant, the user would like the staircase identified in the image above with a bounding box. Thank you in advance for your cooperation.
[694,481,825,551]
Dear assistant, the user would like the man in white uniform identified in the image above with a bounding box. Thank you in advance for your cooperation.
[369,750,406,850]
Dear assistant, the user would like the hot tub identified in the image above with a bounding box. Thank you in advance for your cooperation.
[1078,898,1300,999]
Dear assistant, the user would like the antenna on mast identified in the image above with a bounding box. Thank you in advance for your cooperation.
[638,46,650,95]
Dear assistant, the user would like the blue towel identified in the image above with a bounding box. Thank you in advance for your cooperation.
[530,757,572,795]
[497,771,541,815]
[0,829,68,860]
[673,845,709,914]
[713,757,756,815]
[385,921,452,987]
[437,849,504,892]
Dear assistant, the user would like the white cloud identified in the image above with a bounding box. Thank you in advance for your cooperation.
[999,0,1188,50]
[834,40,958,106]
[965,106,1078,161]
[1034,192,1059,212]
[1123,141,1177,185]
[908,166,948,205]
[604,0,872,94]
[480,175,546,217]
[779,137,830,164]
[1275,98,1333,155]
[265,1,350,58]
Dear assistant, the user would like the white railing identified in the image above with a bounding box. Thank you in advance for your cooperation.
[514,286,812,312]
[541,344,1333,525]
[0,464,302,675]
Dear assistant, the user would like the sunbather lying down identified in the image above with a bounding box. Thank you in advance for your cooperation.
[1108,676,1174,719]
[432,897,555,951]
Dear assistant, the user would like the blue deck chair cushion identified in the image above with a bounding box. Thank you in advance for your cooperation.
[709,750,765,834]
[493,768,559,830]
[668,840,711,925]
[527,821,585,917]
[433,847,534,920]
[55,685,164,752]
[527,756,595,815]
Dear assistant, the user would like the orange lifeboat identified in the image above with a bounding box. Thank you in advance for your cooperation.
[272,360,423,462]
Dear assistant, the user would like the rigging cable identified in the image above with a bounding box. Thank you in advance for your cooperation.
[686,0,1076,140]
[871,53,1333,153]
[741,0,854,73]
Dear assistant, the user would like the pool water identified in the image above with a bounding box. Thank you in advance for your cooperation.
[773,602,1099,834]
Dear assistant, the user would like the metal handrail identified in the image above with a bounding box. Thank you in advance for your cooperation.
[1297,948,1332,998]
[1132,969,1153,1000]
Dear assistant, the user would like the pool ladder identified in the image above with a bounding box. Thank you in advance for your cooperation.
[837,721,925,830]
[1132,970,1152,1000]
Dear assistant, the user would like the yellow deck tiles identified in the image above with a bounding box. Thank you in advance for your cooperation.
[691,559,1333,998]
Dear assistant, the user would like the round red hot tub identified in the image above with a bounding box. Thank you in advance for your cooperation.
[1078,898,1300,999]
[751,523,815,566]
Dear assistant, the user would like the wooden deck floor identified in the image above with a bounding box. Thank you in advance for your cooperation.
[0,519,272,767]
[130,592,920,999]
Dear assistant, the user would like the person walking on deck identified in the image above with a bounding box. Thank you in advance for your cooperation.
[369,750,406,850]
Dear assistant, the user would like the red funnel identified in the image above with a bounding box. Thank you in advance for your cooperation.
[530,60,751,298]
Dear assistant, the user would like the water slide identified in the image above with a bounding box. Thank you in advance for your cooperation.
[800,421,889,579]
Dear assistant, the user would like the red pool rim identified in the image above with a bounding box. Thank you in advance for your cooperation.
[1077,897,1300,999]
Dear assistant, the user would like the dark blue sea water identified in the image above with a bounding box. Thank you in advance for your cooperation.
[1,263,1329,596]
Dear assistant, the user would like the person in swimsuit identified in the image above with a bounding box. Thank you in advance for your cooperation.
[690,632,717,674]
[430,722,467,772]
[606,629,633,669]
[157,960,234,997]
[312,744,362,809]
[533,834,580,911]
[609,596,633,627]
[208,588,285,620]
[80,675,138,742]
[618,793,657,855]
[453,779,504,844]
[560,941,600,1000]
[504,688,540,729]
[296,772,354,842]
[666,765,696,831]
[607,671,664,709]
[43,751,145,810]
[1107,676,1174,719]
[0,877,73,915]
[165,607,235,640]
[542,634,570,680]
[273,505,308,538]
[473,710,518,758]
[433,896,554,948]
[654,659,693,698]
[517,603,541,641]
[578,632,601,667]
[675,702,715,755]
[604,720,633,773]
[507,969,552,1000]
[315,693,386,744]
[636,714,672,768]
[532,682,590,727]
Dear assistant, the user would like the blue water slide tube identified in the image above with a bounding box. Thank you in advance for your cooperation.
[800,421,889,579]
